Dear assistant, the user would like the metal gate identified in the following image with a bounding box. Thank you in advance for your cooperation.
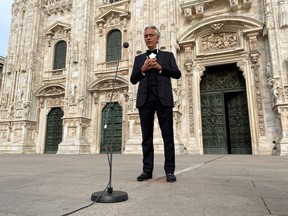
[45,107,64,154]
[200,64,252,154]
[100,102,122,153]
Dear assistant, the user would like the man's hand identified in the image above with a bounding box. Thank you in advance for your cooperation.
[141,56,162,73]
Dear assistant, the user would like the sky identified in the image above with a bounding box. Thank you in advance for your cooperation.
[0,0,13,57]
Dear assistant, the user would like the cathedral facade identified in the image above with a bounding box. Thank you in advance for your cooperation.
[1,0,288,155]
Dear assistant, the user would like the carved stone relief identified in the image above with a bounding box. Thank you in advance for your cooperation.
[250,52,265,136]
[187,65,194,137]
[265,1,274,29]
[278,0,288,28]
[201,32,237,52]
[43,87,65,96]
[237,59,247,79]
[42,0,73,16]
[128,115,141,135]
[63,119,78,137]
[46,96,64,107]
[0,123,10,140]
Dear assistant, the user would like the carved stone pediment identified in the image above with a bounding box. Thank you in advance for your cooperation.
[89,77,128,92]
[44,22,71,38]
[44,22,71,46]
[178,15,263,56]
[95,8,130,27]
[36,85,65,97]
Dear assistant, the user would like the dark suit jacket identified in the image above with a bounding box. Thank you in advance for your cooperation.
[130,50,181,108]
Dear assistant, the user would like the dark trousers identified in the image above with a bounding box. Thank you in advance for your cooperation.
[138,93,175,174]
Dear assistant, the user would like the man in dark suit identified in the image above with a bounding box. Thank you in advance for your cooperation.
[130,25,181,182]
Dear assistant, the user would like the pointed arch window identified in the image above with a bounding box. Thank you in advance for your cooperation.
[53,40,67,70]
[106,30,121,62]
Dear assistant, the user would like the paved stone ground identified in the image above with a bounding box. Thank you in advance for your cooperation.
[0,154,288,216]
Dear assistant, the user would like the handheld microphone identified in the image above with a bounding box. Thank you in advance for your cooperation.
[122,42,129,48]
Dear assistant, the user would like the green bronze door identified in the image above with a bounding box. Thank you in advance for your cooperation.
[45,107,64,154]
[200,64,252,154]
[100,102,122,153]
[201,93,228,154]
[225,91,252,154]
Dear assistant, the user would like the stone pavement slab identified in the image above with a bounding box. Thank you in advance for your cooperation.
[0,154,287,216]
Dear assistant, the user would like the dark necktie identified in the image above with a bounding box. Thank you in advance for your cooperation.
[146,49,158,56]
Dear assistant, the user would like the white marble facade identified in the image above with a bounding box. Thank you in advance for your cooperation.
[0,0,288,155]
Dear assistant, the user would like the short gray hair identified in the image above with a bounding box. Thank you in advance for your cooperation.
[144,25,161,37]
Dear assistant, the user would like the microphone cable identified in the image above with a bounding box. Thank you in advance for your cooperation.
[60,183,109,216]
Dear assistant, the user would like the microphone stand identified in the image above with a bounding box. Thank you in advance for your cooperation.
[91,45,128,203]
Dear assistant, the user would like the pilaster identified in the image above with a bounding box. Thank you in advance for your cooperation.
[57,117,91,154]
[274,105,288,156]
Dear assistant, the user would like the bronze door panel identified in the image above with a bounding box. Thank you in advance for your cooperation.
[100,102,122,153]
[201,93,228,154]
[200,64,252,154]
[225,91,252,154]
[45,107,64,154]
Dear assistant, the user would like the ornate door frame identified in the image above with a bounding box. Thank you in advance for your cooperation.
[89,76,129,154]
[35,85,65,154]
[178,15,265,155]
[200,64,252,154]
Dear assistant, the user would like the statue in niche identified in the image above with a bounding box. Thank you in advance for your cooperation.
[81,41,88,62]
[173,88,181,110]
[93,92,99,104]
[72,41,78,63]
[70,83,77,96]
[8,104,15,118]
[123,90,129,102]
[23,102,30,118]
[39,97,44,108]
[266,62,271,78]
[1,92,9,108]
[77,96,84,115]
[16,89,23,107]
[268,78,281,103]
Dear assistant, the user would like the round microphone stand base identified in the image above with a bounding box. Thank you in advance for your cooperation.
[91,190,128,203]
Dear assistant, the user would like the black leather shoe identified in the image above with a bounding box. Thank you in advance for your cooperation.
[137,172,152,181]
[166,173,176,182]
